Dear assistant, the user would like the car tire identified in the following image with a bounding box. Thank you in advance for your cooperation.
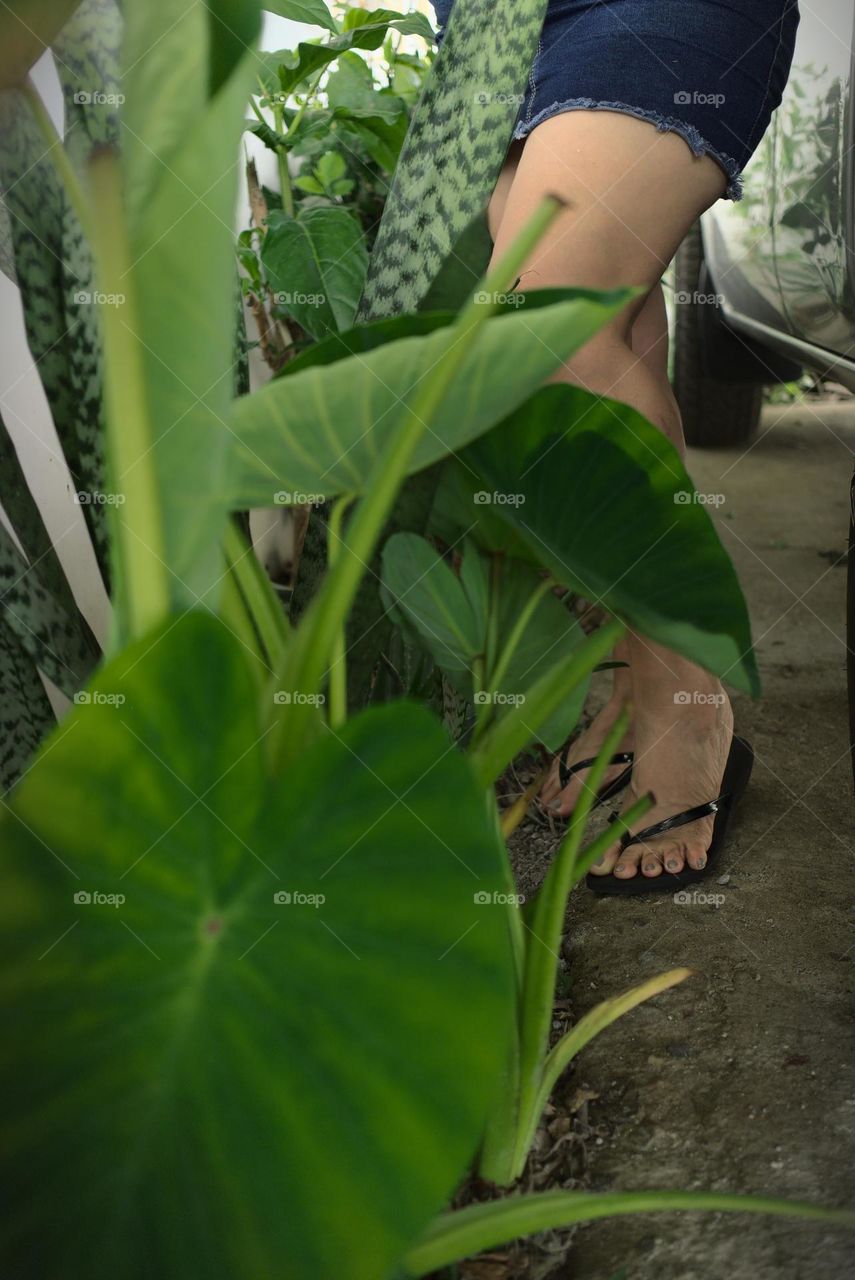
[672,223,763,448]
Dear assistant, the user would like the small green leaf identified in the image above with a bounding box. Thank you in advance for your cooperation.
[262,0,338,34]
[261,206,368,337]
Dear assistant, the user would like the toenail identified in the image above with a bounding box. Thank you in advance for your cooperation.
[666,858,680,871]
[696,855,707,869]
[643,862,656,873]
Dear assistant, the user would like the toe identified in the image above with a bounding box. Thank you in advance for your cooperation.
[661,842,686,875]
[613,846,643,878]
[686,841,708,872]
[588,842,623,876]
[639,844,666,878]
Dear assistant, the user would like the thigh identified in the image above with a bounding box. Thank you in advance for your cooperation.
[488,110,726,336]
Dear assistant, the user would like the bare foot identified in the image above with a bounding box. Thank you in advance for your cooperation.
[589,682,733,880]
[540,697,634,819]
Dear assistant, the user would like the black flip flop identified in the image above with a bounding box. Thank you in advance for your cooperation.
[558,749,634,812]
[586,736,754,897]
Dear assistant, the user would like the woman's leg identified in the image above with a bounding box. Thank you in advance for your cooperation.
[487,110,733,875]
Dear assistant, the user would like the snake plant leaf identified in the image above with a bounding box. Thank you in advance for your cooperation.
[0,621,56,791]
[262,0,338,35]
[261,206,368,339]
[418,210,493,313]
[357,0,549,321]
[1,611,514,1280]
[461,384,760,695]
[227,289,632,507]
[0,525,98,697]
[0,86,108,574]
[120,1,264,606]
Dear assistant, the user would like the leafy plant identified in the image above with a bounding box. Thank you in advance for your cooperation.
[1,4,852,1279]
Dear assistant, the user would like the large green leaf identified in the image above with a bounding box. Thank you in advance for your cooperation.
[1,611,514,1280]
[261,206,368,338]
[381,533,481,679]
[226,289,632,506]
[461,385,760,694]
[358,0,549,321]
[120,1,264,605]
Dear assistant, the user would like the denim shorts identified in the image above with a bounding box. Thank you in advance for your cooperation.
[433,0,799,199]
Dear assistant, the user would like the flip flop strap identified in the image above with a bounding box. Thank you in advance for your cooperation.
[618,794,726,850]
[558,750,634,790]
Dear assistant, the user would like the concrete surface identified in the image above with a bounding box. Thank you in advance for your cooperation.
[562,400,855,1279]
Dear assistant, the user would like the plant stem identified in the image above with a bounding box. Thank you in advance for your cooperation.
[403,1191,855,1276]
[223,518,289,671]
[21,77,96,245]
[472,575,553,746]
[271,101,294,217]
[326,495,356,728]
[87,146,171,639]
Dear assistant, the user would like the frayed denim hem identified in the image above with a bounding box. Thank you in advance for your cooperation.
[512,97,745,201]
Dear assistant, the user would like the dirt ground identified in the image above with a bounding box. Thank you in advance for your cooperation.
[508,399,855,1280]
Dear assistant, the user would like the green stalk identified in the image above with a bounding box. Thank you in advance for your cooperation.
[21,77,95,244]
[87,147,170,639]
[223,518,289,671]
[472,575,552,746]
[470,618,625,787]
[268,195,565,765]
[271,100,294,217]
[326,495,356,728]
[402,1191,855,1275]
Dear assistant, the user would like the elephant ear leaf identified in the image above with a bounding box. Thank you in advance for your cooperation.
[357,0,548,321]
